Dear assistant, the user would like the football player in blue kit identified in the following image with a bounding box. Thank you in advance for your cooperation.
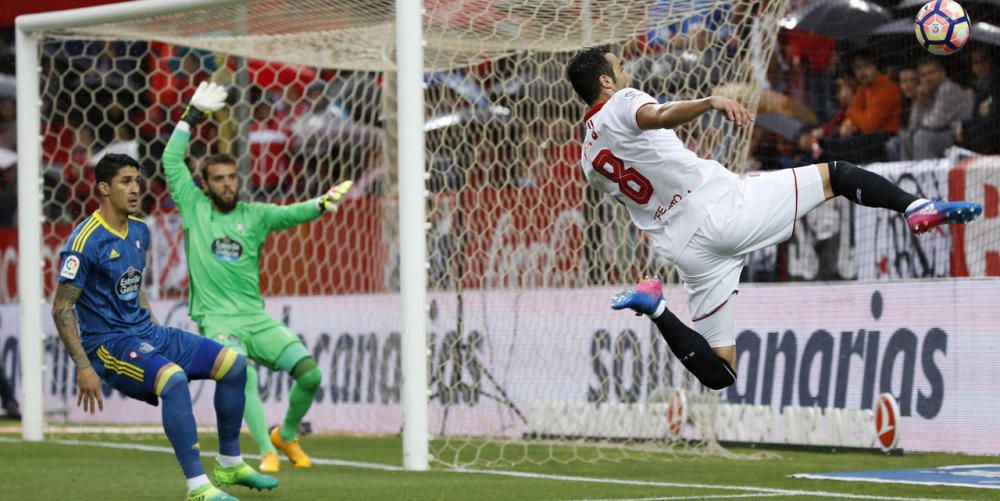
[51,153,277,501]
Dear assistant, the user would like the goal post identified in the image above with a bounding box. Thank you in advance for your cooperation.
[396,0,431,472]
[14,0,432,463]
[15,0,790,467]
[15,21,44,443]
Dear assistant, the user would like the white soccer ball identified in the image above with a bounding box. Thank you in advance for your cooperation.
[914,0,971,56]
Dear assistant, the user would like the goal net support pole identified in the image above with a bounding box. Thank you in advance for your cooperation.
[15,21,43,442]
[397,0,431,471]
[14,1,433,470]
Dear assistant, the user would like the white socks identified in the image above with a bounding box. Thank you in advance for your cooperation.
[650,299,667,319]
[905,198,930,214]
[217,454,244,467]
[186,474,209,491]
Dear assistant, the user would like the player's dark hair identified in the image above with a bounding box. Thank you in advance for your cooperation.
[566,46,614,105]
[202,153,237,179]
[95,153,140,186]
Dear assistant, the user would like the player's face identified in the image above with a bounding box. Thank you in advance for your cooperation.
[102,165,142,215]
[205,162,239,213]
[602,53,631,92]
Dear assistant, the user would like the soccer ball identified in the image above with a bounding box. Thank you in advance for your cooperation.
[914,0,971,56]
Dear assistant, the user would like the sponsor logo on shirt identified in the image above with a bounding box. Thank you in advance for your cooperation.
[109,249,120,259]
[138,342,154,353]
[60,255,80,280]
[116,266,142,301]
[212,236,244,263]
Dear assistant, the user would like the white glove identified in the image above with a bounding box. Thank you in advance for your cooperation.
[182,81,228,125]
[190,81,228,113]
[317,180,353,212]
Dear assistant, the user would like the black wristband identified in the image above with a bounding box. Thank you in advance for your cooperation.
[181,106,206,127]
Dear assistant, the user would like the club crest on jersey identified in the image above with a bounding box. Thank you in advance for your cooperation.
[211,236,244,263]
[138,342,154,353]
[115,266,142,301]
[60,255,80,280]
[129,351,139,360]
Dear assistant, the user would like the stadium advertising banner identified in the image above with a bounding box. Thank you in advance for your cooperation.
[854,155,1000,280]
[1,280,998,454]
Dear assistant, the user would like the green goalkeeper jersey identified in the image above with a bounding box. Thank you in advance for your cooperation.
[163,126,322,321]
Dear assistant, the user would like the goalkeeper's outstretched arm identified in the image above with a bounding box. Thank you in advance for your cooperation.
[163,81,229,213]
[259,180,354,231]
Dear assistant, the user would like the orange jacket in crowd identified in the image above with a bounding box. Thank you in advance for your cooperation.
[846,73,902,134]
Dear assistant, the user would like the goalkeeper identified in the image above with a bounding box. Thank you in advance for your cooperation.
[163,82,352,472]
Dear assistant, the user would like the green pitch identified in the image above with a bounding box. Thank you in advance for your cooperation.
[1,428,997,500]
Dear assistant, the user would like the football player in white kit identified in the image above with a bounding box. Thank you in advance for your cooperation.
[566,48,983,390]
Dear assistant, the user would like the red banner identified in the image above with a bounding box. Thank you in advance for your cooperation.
[0,198,386,302]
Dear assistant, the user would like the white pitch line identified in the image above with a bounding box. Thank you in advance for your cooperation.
[564,494,786,501]
[449,467,970,501]
[0,436,407,472]
[0,437,969,501]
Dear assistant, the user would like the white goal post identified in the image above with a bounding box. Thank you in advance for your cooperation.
[15,0,429,469]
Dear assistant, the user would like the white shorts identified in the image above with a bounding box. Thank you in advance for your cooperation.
[674,165,827,347]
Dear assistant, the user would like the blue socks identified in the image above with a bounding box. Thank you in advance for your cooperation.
[160,371,203,479]
[214,354,247,457]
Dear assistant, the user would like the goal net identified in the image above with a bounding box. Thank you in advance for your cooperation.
[26,0,787,466]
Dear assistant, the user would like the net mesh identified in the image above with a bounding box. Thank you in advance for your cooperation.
[33,0,788,466]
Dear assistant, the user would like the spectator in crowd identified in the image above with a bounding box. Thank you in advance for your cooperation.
[785,29,838,124]
[799,76,856,161]
[886,66,919,161]
[0,151,15,227]
[967,47,995,108]
[956,48,1000,154]
[899,57,973,160]
[897,66,919,129]
[0,97,15,150]
[816,51,901,164]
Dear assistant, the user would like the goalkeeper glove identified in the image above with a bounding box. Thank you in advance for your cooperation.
[317,180,354,212]
[181,81,229,127]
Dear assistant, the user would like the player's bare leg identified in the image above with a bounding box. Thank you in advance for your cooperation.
[815,161,982,234]
[712,346,735,369]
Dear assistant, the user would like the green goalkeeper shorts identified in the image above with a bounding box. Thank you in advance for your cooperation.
[198,312,309,372]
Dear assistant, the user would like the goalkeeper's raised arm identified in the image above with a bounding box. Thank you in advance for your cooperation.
[165,81,353,223]
[162,81,229,214]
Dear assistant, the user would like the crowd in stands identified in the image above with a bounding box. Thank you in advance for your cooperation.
[755,39,999,170]
[0,4,999,231]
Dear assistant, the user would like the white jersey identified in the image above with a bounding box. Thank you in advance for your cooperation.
[581,88,739,259]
